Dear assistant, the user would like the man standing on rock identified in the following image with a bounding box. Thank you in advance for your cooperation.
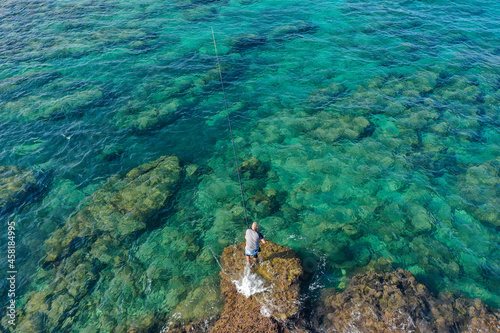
[245,222,266,265]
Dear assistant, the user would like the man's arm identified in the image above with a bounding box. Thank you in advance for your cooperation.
[258,232,266,244]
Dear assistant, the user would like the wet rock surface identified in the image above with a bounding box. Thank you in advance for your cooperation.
[214,241,302,332]
[317,268,500,333]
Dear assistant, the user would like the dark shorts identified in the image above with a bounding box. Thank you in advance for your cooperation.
[245,249,259,258]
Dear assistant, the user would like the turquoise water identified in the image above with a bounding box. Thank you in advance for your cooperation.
[1,0,500,331]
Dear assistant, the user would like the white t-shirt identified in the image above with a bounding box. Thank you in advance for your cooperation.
[245,229,263,252]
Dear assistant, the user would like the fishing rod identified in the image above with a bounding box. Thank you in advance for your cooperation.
[211,27,250,230]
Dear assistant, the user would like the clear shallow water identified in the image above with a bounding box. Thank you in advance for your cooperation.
[1,0,500,331]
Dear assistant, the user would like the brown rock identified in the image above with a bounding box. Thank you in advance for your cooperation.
[169,241,303,333]
[213,241,302,332]
[318,268,500,332]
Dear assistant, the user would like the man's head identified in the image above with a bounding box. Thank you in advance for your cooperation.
[252,222,258,231]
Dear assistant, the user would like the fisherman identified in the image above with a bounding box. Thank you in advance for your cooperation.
[245,222,266,265]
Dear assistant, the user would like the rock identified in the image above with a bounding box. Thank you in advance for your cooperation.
[230,34,267,53]
[459,159,500,227]
[1,87,103,121]
[115,98,180,130]
[246,191,272,218]
[14,156,182,332]
[213,241,302,332]
[240,156,268,178]
[97,144,124,161]
[182,5,217,21]
[307,83,348,110]
[170,241,303,333]
[406,204,434,232]
[307,113,372,142]
[43,155,181,265]
[12,138,46,156]
[186,164,199,177]
[317,268,500,332]
[171,277,224,324]
[0,165,48,214]
[167,318,218,333]
[271,21,318,41]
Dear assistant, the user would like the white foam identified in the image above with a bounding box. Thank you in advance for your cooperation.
[260,304,272,317]
[232,265,269,298]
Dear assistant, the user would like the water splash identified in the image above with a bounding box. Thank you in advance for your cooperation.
[233,265,270,298]
[260,305,272,317]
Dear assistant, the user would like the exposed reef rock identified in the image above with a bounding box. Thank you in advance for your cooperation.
[217,241,302,324]
[10,156,182,332]
[0,165,49,214]
[317,268,500,332]
[169,241,303,333]
[1,86,103,122]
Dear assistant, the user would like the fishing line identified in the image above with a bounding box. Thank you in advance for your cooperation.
[211,27,250,229]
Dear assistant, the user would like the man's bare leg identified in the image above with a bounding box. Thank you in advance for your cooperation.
[246,255,251,265]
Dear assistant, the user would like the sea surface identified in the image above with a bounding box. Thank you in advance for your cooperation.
[1,0,500,331]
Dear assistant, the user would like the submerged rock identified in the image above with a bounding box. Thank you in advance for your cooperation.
[1,86,103,121]
[230,34,267,53]
[0,165,48,214]
[271,21,318,41]
[303,112,373,143]
[459,158,500,227]
[11,156,182,332]
[240,156,268,179]
[317,268,500,332]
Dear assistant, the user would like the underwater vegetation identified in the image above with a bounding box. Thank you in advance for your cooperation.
[168,240,303,333]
